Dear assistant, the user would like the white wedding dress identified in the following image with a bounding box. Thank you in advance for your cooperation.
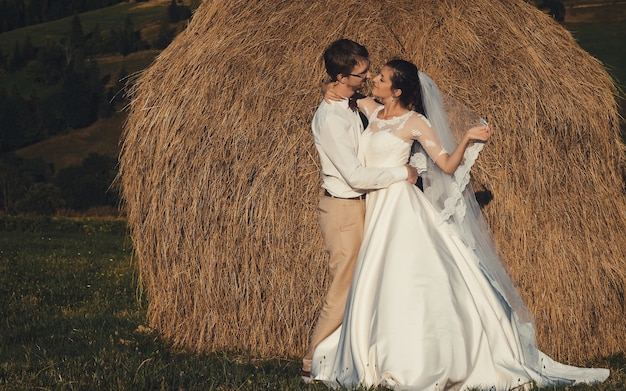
[311,106,609,390]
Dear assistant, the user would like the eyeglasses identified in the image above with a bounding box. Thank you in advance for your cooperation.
[349,71,369,79]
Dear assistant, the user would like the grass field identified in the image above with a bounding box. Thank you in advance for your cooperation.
[0,217,317,390]
[0,217,624,390]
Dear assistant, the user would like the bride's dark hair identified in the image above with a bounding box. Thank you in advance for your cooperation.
[386,59,425,115]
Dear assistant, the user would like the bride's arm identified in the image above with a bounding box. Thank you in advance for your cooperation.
[356,96,380,118]
[437,126,490,174]
[407,115,491,174]
[321,82,381,117]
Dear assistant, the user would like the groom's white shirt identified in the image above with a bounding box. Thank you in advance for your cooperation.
[312,99,407,198]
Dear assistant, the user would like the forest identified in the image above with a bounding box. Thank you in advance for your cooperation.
[0,0,194,214]
[1,0,133,33]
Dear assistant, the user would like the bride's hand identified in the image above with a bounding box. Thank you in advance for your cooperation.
[465,125,492,143]
[321,80,342,103]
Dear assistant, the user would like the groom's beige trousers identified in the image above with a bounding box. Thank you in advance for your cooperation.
[303,195,366,372]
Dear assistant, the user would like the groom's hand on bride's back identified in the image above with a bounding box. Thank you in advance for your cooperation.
[405,164,418,185]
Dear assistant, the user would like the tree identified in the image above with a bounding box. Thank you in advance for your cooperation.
[167,0,181,23]
[0,158,27,213]
[8,40,23,71]
[28,38,66,85]
[1,0,127,33]
[54,153,118,210]
[21,89,47,144]
[26,0,47,25]
[85,23,105,55]
[21,35,38,65]
[15,183,64,215]
[101,65,128,117]
[115,15,146,56]
[167,0,192,24]
[538,0,565,23]
[7,35,38,72]
[69,13,86,50]
[0,86,27,151]
[61,55,103,129]
[0,0,25,33]
[0,48,6,72]
[0,154,41,213]
[155,19,174,50]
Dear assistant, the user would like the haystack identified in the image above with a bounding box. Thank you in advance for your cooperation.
[119,0,626,364]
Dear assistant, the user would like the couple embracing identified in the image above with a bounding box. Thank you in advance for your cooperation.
[301,39,609,390]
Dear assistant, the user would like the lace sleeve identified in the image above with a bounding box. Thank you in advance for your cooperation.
[407,111,483,226]
[408,114,448,163]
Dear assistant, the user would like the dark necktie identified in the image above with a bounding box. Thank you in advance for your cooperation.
[348,97,358,112]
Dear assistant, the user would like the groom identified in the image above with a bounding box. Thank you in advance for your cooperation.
[302,38,418,382]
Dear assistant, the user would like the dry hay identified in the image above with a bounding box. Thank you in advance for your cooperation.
[119,0,626,364]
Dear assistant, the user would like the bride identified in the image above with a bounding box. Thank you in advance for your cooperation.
[311,59,610,390]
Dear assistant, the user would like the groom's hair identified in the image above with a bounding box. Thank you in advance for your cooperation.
[323,39,369,82]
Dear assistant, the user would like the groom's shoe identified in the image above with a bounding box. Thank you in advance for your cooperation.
[300,369,313,384]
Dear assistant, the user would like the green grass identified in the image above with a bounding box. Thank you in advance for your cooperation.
[0,217,624,390]
[0,217,319,390]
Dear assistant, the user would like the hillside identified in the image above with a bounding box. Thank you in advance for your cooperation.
[15,113,126,170]
[1,0,182,168]
[0,0,173,54]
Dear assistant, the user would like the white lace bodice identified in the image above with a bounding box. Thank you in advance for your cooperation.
[361,112,412,167]
[361,106,447,170]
